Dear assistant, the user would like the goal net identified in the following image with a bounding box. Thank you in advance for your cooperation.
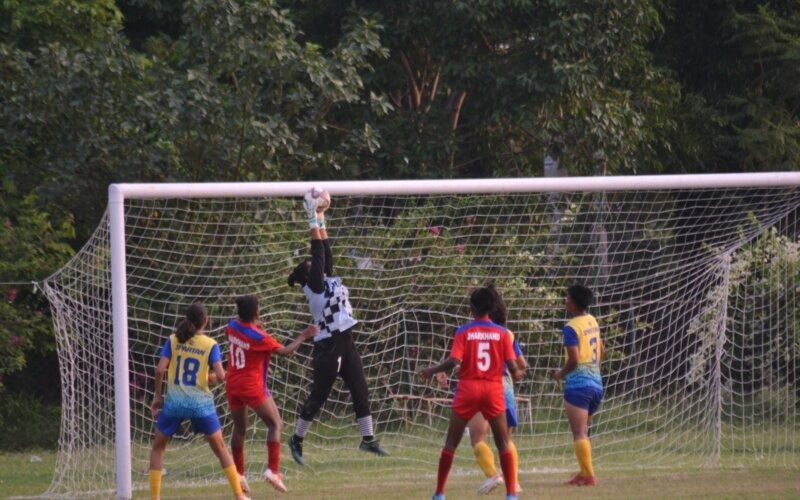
[42,175,800,498]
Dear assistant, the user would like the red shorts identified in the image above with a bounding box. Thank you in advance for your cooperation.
[452,379,505,421]
[226,389,269,410]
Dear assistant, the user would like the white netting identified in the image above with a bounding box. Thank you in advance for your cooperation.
[42,180,800,496]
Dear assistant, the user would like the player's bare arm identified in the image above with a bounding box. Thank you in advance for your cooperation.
[418,357,460,379]
[211,360,226,384]
[552,345,579,382]
[506,358,525,382]
[151,356,169,417]
[516,353,528,371]
[277,324,319,356]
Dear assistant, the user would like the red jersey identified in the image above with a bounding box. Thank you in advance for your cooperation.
[451,318,516,382]
[224,319,284,395]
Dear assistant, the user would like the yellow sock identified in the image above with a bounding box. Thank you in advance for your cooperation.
[223,464,243,496]
[509,440,519,480]
[473,441,498,477]
[573,438,595,477]
[148,469,162,499]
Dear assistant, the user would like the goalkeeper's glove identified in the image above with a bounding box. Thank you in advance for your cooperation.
[303,189,328,229]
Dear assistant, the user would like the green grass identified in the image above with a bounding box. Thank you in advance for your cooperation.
[1,448,798,499]
[0,449,57,498]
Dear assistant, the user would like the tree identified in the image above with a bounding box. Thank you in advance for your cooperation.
[0,184,75,389]
[0,0,122,50]
[0,1,151,241]
[1,0,389,242]
[653,0,800,172]
[290,0,681,178]
[134,0,390,183]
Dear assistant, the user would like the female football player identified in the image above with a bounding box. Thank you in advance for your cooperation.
[468,288,527,495]
[419,285,525,500]
[148,302,248,500]
[551,284,604,486]
[225,294,317,493]
[285,189,388,466]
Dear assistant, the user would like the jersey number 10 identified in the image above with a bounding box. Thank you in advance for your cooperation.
[230,344,247,369]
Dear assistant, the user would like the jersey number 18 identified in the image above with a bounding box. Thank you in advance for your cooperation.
[173,355,201,386]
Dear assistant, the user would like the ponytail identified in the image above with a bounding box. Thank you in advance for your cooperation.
[175,302,208,343]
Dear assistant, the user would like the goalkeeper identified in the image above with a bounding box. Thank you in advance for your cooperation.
[286,188,389,465]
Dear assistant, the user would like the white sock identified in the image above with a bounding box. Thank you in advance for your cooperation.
[357,416,374,439]
[294,418,312,438]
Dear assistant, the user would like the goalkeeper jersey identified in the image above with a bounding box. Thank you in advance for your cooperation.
[303,276,358,341]
[303,239,358,341]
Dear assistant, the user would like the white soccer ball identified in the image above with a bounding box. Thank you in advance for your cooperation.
[309,187,331,211]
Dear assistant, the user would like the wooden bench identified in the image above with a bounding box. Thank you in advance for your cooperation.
[388,394,451,429]
[514,396,532,429]
[388,393,532,430]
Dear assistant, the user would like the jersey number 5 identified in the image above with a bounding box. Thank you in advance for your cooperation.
[477,342,491,372]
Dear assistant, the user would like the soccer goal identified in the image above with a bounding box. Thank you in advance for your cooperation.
[42,174,800,498]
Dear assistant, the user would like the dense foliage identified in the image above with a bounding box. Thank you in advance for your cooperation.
[3,1,798,241]
[0,0,798,438]
[0,187,74,390]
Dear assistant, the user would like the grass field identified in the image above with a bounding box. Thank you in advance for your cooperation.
[2,448,798,499]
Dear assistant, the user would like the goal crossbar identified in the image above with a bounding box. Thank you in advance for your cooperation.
[98,173,800,498]
[110,172,800,200]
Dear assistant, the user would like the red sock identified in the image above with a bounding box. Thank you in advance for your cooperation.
[499,449,516,495]
[232,446,244,475]
[436,449,455,494]
[267,440,281,473]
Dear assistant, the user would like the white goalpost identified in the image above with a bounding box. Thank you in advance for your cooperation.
[43,173,800,499]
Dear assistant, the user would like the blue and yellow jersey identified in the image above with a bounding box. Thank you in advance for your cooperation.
[502,330,524,388]
[562,314,603,391]
[160,333,221,419]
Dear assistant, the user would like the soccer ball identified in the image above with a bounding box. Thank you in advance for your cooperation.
[308,187,331,211]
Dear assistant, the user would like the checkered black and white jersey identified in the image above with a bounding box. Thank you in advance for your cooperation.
[303,276,358,341]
